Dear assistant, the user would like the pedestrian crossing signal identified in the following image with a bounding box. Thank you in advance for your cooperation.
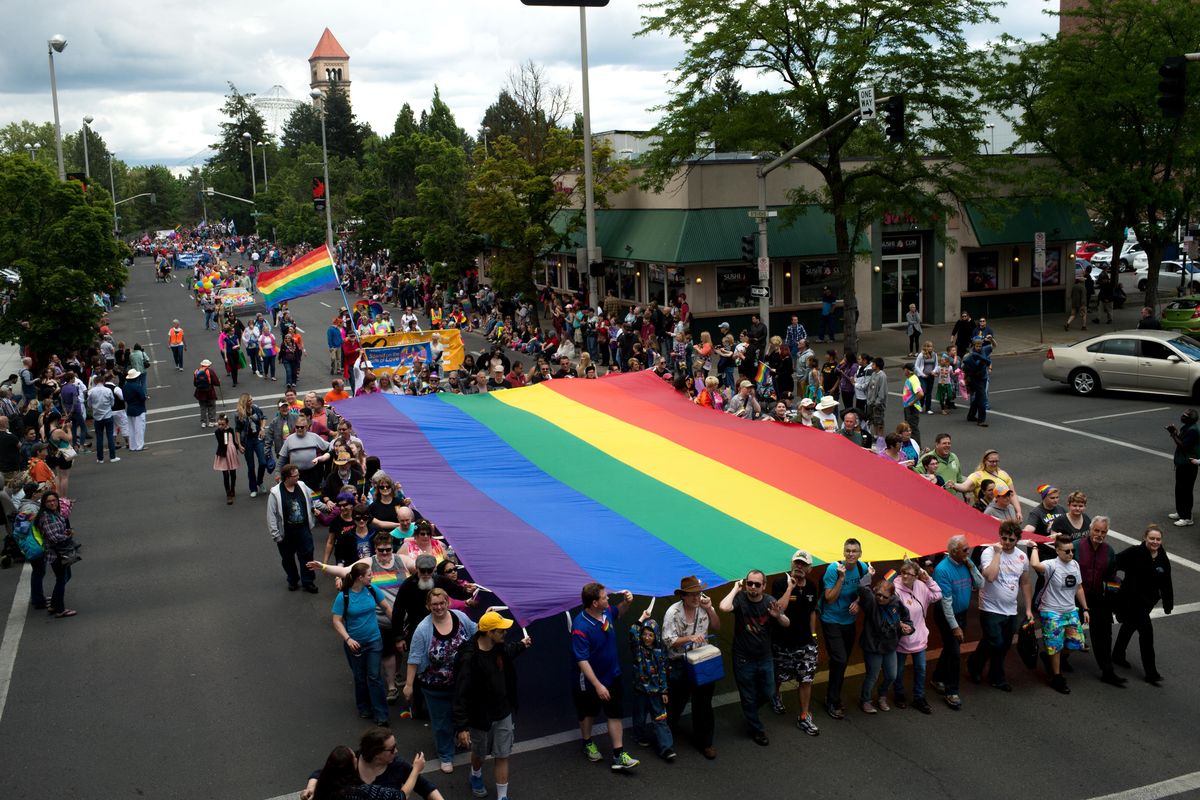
[313,177,326,211]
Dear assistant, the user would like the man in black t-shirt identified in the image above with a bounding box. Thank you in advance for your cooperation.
[1022,484,1066,537]
[719,569,789,746]
[771,550,821,736]
[267,464,317,593]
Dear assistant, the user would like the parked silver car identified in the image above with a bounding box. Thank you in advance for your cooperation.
[1042,329,1200,397]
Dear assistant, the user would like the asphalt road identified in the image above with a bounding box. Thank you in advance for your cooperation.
[0,257,1197,800]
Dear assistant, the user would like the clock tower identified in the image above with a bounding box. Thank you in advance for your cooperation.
[309,28,350,104]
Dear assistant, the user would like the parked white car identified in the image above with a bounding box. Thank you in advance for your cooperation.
[1091,242,1147,270]
[1133,260,1200,292]
[1042,329,1200,397]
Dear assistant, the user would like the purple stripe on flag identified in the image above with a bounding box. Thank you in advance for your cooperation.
[337,393,591,624]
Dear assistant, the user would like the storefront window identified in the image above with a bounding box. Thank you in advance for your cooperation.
[567,265,581,292]
[647,264,686,308]
[716,266,757,309]
[794,258,841,303]
[1034,247,1061,286]
[546,264,560,290]
[967,251,999,292]
[605,263,637,301]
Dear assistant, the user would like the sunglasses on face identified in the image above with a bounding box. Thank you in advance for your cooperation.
[353,515,370,521]
[376,548,393,554]
[744,581,762,588]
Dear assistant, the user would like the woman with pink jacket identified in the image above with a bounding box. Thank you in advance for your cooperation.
[892,559,943,714]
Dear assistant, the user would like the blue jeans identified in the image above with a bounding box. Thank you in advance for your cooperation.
[421,684,457,763]
[242,436,266,492]
[204,309,215,330]
[632,690,673,755]
[861,650,898,703]
[261,354,276,380]
[247,349,261,374]
[49,559,71,614]
[93,417,116,460]
[818,313,835,341]
[731,655,774,735]
[968,610,1018,685]
[29,556,46,608]
[69,411,89,447]
[282,360,297,387]
[892,650,927,700]
[170,345,185,369]
[344,637,387,723]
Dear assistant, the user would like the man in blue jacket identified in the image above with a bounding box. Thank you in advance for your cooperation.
[931,535,983,710]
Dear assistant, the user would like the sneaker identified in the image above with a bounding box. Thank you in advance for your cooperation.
[110,457,121,463]
[469,772,487,797]
[875,697,891,712]
[912,697,933,714]
[1168,512,1181,520]
[860,701,878,714]
[770,694,786,715]
[931,681,947,695]
[944,694,962,710]
[439,761,453,774]
[583,741,602,762]
[825,704,845,720]
[387,686,401,703]
[250,490,258,498]
[659,748,677,762]
[1174,518,1194,527]
[611,751,640,771]
[751,732,769,746]
[796,714,820,736]
[1099,672,1128,687]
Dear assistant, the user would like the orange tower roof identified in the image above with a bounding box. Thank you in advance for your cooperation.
[309,28,349,61]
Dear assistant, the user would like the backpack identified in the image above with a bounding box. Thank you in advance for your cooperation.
[12,509,44,560]
[194,368,212,391]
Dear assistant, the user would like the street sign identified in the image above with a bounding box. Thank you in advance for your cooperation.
[750,286,770,299]
[858,87,876,120]
[757,255,770,280]
[747,209,778,220]
[1034,231,1046,251]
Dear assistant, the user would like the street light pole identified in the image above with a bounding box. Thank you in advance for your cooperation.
[311,89,335,251]
[47,35,67,181]
[242,132,257,197]
[108,154,119,237]
[578,6,599,308]
[82,115,93,178]
[258,142,269,191]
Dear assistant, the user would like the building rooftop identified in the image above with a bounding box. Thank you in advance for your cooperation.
[309,28,349,61]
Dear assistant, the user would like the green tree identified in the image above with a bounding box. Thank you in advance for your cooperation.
[404,135,479,276]
[322,80,370,162]
[0,155,128,358]
[469,129,626,306]
[420,86,468,148]
[207,83,269,201]
[983,0,1200,309]
[639,0,998,351]
[280,103,323,153]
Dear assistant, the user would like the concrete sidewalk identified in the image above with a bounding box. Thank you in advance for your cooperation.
[856,297,1147,368]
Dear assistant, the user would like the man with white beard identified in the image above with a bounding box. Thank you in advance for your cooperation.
[391,554,471,659]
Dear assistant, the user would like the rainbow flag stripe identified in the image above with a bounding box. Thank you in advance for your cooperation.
[258,245,338,309]
[335,372,999,624]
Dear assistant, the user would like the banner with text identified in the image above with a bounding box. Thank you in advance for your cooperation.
[361,329,465,377]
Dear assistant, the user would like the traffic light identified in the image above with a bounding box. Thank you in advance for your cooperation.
[740,234,755,263]
[313,177,327,211]
[1158,56,1187,119]
[882,95,906,144]
[66,172,89,192]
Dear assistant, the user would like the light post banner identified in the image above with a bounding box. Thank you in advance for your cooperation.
[360,329,466,377]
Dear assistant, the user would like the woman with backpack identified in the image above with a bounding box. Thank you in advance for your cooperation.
[235,393,267,498]
[38,491,78,618]
[332,561,394,727]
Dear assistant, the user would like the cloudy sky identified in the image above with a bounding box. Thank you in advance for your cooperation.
[1,0,1057,166]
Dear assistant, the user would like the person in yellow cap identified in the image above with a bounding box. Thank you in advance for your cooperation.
[453,610,530,800]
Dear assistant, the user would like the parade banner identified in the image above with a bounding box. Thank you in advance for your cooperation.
[334,371,1002,624]
[360,329,465,377]
[175,252,205,268]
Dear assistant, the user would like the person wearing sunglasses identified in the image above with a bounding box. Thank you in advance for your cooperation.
[326,503,377,568]
[968,520,1034,693]
[719,569,789,746]
[1030,533,1088,695]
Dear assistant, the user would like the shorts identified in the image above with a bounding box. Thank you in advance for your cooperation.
[471,714,515,760]
[866,403,885,429]
[772,643,818,685]
[572,675,624,721]
[378,619,396,654]
[1040,609,1085,655]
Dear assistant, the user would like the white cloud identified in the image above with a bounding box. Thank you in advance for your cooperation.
[0,0,1053,163]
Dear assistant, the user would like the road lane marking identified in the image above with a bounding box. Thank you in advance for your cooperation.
[145,384,337,417]
[988,410,1170,459]
[147,414,202,425]
[320,301,332,307]
[1087,771,1200,800]
[0,563,32,725]
[145,433,212,445]
[988,386,1043,394]
[1064,406,1170,424]
[1018,495,1200,574]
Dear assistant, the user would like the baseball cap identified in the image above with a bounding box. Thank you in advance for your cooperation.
[799,397,816,408]
[478,611,514,632]
[718,321,730,329]
[415,554,437,572]
[791,549,813,565]
[739,379,753,388]
[993,481,1012,496]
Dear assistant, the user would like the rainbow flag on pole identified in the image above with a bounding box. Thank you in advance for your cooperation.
[333,372,1001,624]
[258,245,338,309]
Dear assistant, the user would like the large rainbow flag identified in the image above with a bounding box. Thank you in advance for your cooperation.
[258,245,338,309]
[337,372,1000,624]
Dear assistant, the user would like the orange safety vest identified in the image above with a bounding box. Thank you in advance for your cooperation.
[430,308,443,329]
[168,327,185,346]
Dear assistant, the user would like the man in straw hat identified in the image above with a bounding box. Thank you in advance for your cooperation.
[662,576,720,759]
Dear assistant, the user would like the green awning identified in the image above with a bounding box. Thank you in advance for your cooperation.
[963,197,1094,247]
[551,206,842,263]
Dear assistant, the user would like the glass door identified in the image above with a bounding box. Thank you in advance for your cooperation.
[881,255,923,325]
